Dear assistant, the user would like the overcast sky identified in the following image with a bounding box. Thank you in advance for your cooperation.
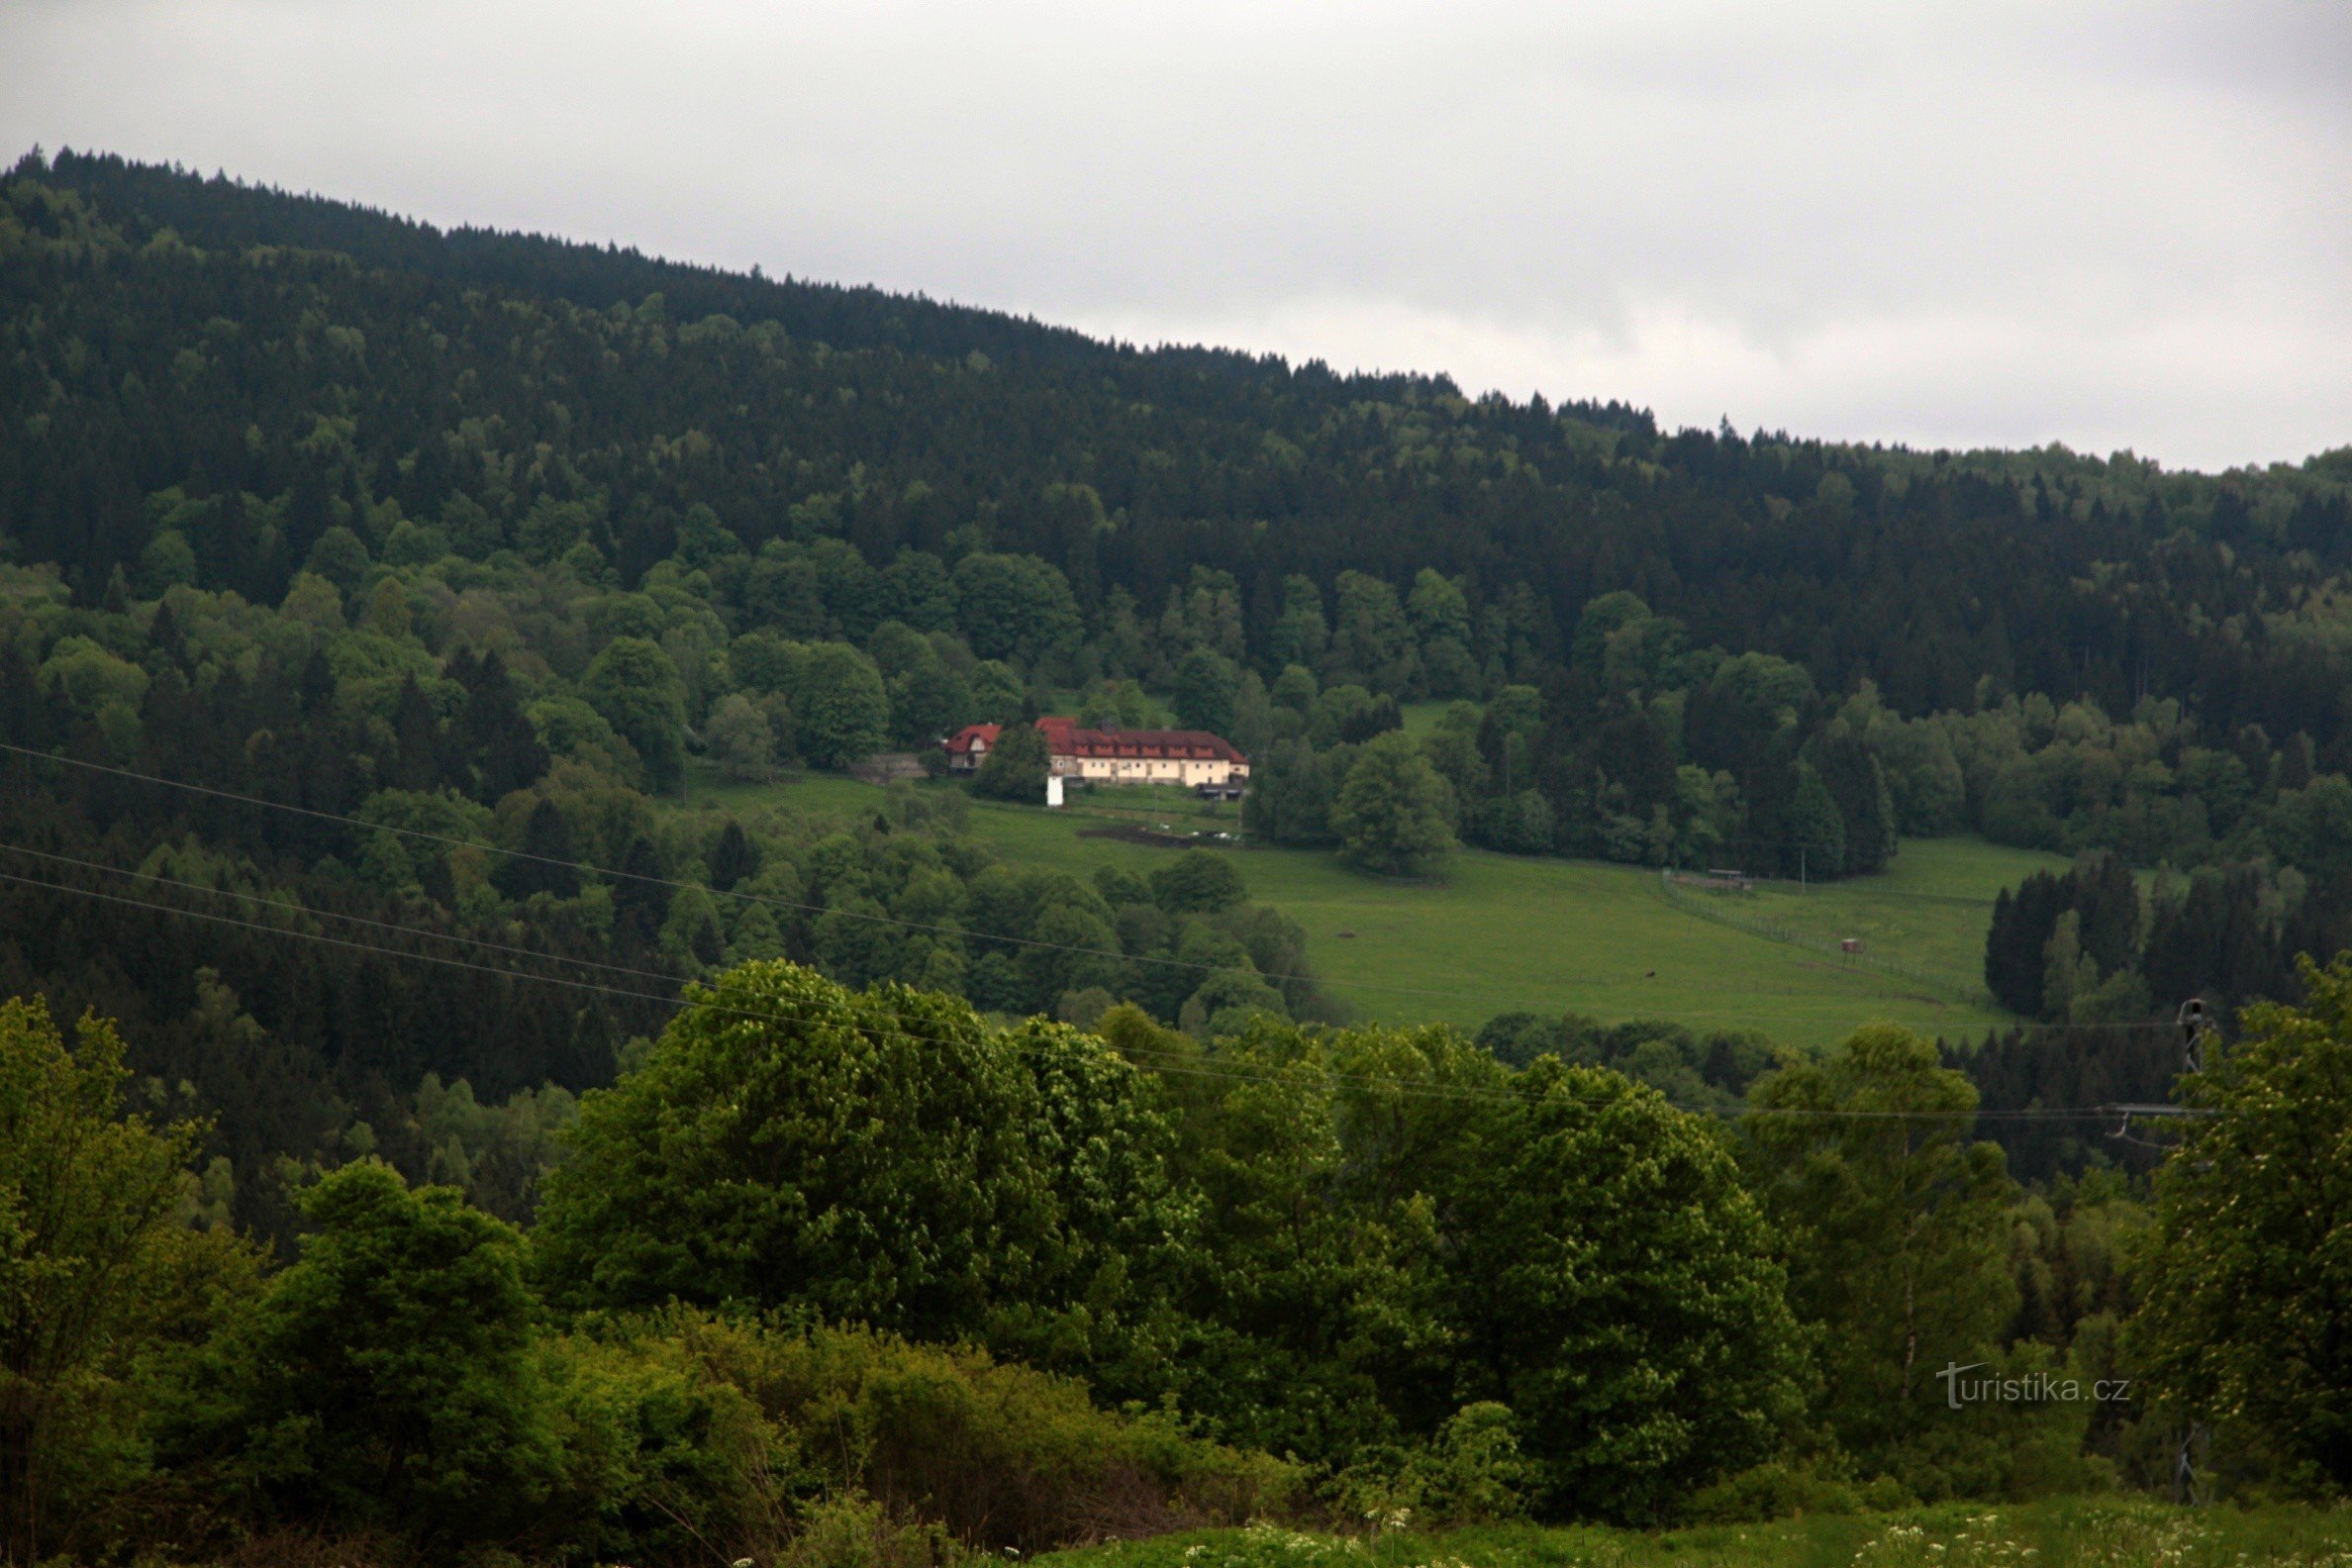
[6,1,2348,470]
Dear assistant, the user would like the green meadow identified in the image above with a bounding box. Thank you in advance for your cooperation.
[1035,1500,2352,1568]
[683,765,2061,1048]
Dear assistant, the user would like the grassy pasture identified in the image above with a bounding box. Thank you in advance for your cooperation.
[1035,1499,2352,1568]
[680,764,2060,1048]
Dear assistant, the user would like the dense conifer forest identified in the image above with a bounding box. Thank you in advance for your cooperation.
[6,148,2352,1563]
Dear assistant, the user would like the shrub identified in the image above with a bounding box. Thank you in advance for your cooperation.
[613,1313,1300,1552]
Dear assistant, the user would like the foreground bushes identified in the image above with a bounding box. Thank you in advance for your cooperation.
[146,1167,1289,1562]
[628,1314,1298,1549]
[34,954,2347,1560]
[0,1002,1283,1566]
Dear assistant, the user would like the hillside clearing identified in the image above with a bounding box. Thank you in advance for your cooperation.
[682,767,2057,1047]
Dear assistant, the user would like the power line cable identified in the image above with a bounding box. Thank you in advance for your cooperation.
[0,858,1525,1109]
[0,743,2177,1035]
[0,742,1602,1002]
[0,857,2184,1123]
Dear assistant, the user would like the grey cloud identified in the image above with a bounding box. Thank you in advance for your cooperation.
[3,0,2345,467]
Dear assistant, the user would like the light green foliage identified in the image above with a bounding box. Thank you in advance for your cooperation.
[2136,953,2352,1493]
[302,524,370,590]
[279,569,344,632]
[1329,1402,1534,1533]
[705,690,777,781]
[1785,762,1848,873]
[539,1324,782,1561]
[1330,572,1414,690]
[36,632,147,714]
[1420,703,1488,827]
[0,998,251,1559]
[1740,1027,2089,1498]
[137,528,197,594]
[583,635,688,791]
[2269,774,2352,880]
[1180,968,1291,1038]
[1333,731,1458,877]
[407,1074,578,1223]
[1269,576,1330,671]
[791,640,892,767]
[1091,1008,1801,1514]
[534,962,1191,1381]
[614,1313,1296,1553]
[529,691,628,762]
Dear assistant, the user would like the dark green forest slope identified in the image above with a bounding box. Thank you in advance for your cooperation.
[3,147,2351,1229]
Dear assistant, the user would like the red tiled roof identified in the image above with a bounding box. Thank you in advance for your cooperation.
[1035,716,1246,763]
[939,719,1247,764]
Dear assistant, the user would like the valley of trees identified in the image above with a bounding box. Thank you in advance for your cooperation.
[5,149,2352,1562]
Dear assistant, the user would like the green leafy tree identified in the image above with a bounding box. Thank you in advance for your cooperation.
[1740,1025,2021,1487]
[1331,731,1457,877]
[1174,645,1241,735]
[974,721,1051,802]
[535,963,1192,1393]
[1150,848,1247,914]
[2137,953,2352,1491]
[581,636,686,793]
[302,525,371,592]
[952,552,1083,665]
[167,1161,553,1544]
[0,999,249,1559]
[1269,576,1329,671]
[703,691,775,781]
[538,962,1034,1329]
[1784,761,1848,879]
[789,641,890,767]
[1330,571,1414,689]
[1242,737,1351,847]
[1443,1060,1805,1522]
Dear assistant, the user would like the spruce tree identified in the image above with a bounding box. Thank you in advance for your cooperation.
[709,820,760,893]
[493,799,580,901]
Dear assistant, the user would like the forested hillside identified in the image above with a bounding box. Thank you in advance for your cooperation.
[10,147,2352,1564]
[5,148,2352,1219]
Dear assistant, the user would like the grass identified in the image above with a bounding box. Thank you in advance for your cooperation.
[680,764,2064,1049]
[1720,839,2071,990]
[1398,701,1454,736]
[1033,1500,2352,1568]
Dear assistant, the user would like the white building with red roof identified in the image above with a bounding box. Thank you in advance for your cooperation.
[941,718,1248,790]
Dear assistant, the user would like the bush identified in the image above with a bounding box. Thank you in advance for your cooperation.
[1681,1459,1875,1522]
[544,1330,785,1562]
[625,1314,1300,1551]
